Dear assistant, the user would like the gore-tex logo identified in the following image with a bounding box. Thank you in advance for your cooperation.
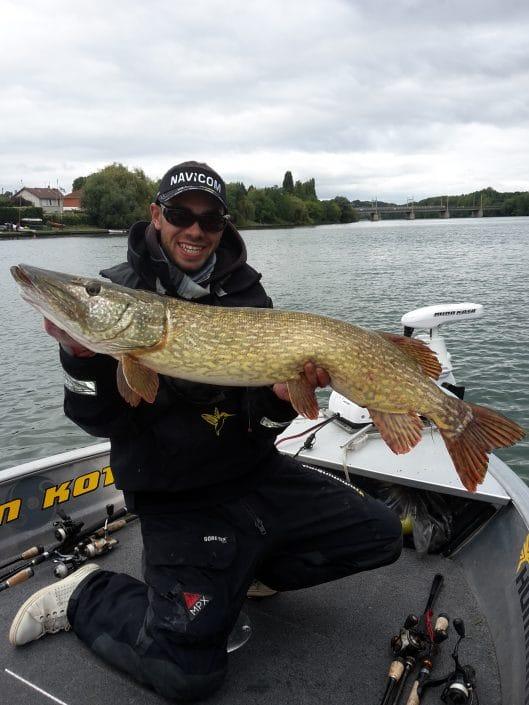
[203,535,228,543]
[183,592,211,619]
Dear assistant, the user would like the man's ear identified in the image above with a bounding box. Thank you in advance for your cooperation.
[150,203,162,229]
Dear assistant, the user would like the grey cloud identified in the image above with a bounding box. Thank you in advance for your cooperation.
[2,0,529,202]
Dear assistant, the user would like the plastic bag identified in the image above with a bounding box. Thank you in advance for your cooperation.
[379,484,453,554]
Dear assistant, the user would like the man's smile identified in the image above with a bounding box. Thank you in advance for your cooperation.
[178,242,205,254]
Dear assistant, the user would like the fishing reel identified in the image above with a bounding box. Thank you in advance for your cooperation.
[441,665,477,704]
[53,509,84,543]
[53,536,118,578]
[440,619,477,704]
[391,614,426,657]
[78,536,118,558]
[53,553,85,579]
[419,618,477,704]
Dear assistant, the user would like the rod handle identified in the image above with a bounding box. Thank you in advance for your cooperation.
[388,659,405,680]
[1,567,35,591]
[94,519,127,536]
[21,545,44,560]
[8,567,35,586]
[405,680,420,705]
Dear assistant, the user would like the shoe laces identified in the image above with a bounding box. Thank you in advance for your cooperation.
[39,608,70,633]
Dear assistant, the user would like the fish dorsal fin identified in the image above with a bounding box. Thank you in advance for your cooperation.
[378,332,442,380]
[117,355,159,405]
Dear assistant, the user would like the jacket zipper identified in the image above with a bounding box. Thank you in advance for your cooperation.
[302,463,365,497]
[241,501,267,536]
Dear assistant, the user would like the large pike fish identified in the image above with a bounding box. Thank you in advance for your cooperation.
[11,264,525,493]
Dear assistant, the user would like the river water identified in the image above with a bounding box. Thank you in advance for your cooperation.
[1,217,528,481]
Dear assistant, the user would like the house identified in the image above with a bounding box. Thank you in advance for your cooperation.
[13,187,64,214]
[63,189,83,211]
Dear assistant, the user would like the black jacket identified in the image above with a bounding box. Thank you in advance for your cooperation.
[60,222,297,509]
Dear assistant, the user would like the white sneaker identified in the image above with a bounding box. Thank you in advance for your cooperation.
[9,563,100,646]
[246,580,278,598]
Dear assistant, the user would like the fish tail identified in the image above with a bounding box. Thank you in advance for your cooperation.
[435,397,525,492]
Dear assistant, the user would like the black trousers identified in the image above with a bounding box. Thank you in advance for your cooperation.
[67,456,402,701]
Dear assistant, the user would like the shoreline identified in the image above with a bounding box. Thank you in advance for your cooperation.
[0,228,127,240]
[1,213,528,240]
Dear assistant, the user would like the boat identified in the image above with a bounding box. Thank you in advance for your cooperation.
[0,302,526,704]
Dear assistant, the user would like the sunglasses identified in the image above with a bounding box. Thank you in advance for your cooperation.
[160,205,229,233]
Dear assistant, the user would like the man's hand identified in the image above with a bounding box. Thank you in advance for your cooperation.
[272,362,330,403]
[44,318,95,358]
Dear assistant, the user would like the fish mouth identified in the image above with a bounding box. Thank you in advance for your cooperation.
[11,264,77,313]
[11,264,33,288]
[11,264,138,348]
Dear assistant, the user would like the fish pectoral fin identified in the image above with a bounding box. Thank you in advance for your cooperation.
[287,376,319,420]
[117,360,142,407]
[369,409,423,454]
[117,355,159,405]
[377,332,442,380]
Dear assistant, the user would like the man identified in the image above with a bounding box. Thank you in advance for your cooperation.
[9,162,402,700]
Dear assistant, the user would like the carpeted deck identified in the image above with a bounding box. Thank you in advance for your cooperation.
[0,521,498,704]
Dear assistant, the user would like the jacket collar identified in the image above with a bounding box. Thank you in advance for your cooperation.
[126,220,248,298]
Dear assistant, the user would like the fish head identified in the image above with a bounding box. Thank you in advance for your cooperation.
[11,264,166,354]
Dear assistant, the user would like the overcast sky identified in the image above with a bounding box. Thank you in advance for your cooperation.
[2,0,529,203]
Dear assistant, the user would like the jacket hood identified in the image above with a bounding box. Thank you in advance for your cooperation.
[100,220,263,300]
[125,220,247,293]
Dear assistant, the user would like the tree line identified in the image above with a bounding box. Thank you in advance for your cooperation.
[75,165,357,229]
[416,187,529,217]
[4,168,529,229]
[0,164,357,230]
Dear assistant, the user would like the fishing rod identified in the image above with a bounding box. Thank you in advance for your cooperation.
[379,613,423,703]
[0,545,44,572]
[378,573,446,705]
[0,505,137,592]
[0,504,128,580]
[402,575,450,705]
[392,615,448,705]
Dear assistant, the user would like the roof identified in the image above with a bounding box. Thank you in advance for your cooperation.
[64,189,83,199]
[15,188,63,200]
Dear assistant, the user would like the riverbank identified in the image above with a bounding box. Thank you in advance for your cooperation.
[0,228,126,239]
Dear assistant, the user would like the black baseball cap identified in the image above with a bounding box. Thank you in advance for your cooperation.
[155,161,228,212]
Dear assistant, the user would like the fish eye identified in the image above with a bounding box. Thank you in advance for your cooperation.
[85,282,101,296]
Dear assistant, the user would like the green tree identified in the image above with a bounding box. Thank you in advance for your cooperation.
[294,178,317,200]
[82,163,157,229]
[278,195,310,224]
[322,200,341,223]
[282,171,294,194]
[72,176,88,191]
[226,182,255,226]
[247,188,279,224]
[306,199,325,224]
[332,196,357,223]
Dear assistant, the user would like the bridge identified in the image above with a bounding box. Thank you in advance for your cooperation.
[356,196,494,221]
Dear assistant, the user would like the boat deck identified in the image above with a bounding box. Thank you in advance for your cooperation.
[1,521,499,704]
